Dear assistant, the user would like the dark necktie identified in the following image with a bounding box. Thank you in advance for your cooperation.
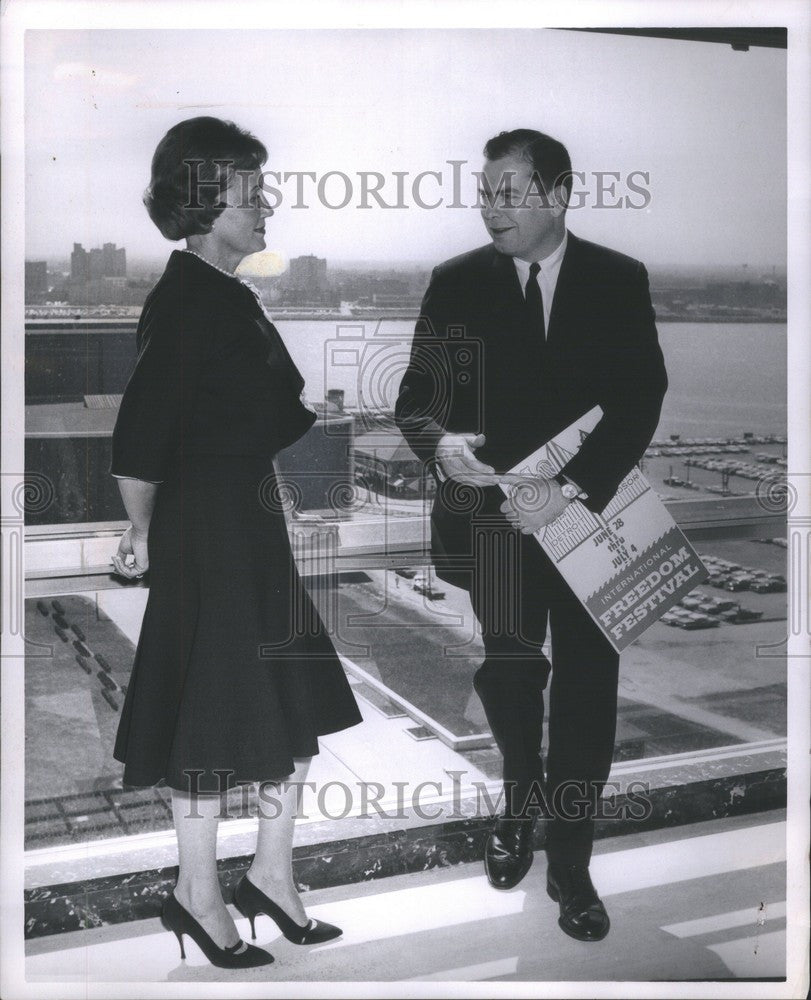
[525,261,546,341]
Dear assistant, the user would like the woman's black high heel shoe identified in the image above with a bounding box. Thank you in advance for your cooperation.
[161,892,274,968]
[234,874,342,945]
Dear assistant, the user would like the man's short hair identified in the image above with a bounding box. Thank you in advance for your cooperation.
[483,129,573,201]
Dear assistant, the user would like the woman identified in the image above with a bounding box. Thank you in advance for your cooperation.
[109,116,363,969]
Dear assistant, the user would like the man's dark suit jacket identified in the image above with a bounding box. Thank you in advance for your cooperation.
[394,231,668,588]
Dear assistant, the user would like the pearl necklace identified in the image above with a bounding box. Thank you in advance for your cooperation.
[180,247,244,281]
[180,248,268,314]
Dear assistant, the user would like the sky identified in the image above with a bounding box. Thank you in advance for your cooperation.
[25,28,786,271]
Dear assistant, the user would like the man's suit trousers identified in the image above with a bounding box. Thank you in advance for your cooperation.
[468,511,620,865]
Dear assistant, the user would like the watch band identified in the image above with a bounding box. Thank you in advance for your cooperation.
[554,472,589,501]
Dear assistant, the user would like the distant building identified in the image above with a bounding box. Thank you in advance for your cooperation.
[70,243,90,282]
[288,254,327,291]
[64,243,134,306]
[326,389,345,412]
[71,242,127,282]
[703,280,783,308]
[278,255,335,307]
[104,242,127,277]
[353,429,434,497]
[25,261,48,303]
[354,292,422,309]
[89,247,104,278]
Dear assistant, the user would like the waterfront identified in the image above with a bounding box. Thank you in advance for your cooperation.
[274,319,788,442]
[23,318,788,525]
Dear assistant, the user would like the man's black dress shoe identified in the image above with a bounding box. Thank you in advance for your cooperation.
[546,862,610,941]
[484,817,535,890]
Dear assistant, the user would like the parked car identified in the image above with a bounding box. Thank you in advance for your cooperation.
[710,598,738,612]
[751,578,786,593]
[734,608,764,622]
[681,617,720,630]
[697,601,722,614]
[412,574,445,600]
[720,607,764,623]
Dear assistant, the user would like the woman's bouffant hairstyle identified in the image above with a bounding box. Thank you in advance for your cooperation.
[144,117,268,240]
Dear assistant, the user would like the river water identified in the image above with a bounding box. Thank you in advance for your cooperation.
[274,319,788,439]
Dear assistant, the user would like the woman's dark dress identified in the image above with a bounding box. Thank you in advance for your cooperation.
[110,250,362,793]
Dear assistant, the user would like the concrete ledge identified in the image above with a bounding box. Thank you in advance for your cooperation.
[23,743,786,939]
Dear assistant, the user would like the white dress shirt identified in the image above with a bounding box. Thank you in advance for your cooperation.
[512,229,568,336]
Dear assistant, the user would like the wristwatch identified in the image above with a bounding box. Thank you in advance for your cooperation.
[554,472,589,502]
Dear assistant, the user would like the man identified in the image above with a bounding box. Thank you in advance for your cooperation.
[395,129,667,942]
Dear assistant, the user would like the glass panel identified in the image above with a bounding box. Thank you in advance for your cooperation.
[24,534,786,849]
[25,317,786,525]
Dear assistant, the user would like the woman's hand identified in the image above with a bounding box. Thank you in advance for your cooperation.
[111,525,149,579]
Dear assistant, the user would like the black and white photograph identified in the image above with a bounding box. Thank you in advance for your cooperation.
[1,1,809,997]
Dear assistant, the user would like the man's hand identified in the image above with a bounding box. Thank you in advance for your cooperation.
[436,432,500,486]
[499,476,571,533]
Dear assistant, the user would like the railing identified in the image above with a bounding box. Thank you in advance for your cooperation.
[23,496,785,597]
